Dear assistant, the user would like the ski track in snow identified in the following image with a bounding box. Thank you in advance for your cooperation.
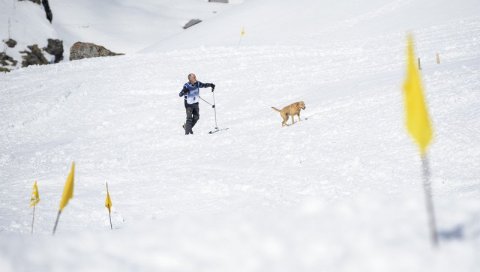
[1,10,480,272]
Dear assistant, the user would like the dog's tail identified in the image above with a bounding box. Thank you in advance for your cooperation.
[271,107,281,112]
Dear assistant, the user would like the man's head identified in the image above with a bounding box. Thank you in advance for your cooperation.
[188,73,197,84]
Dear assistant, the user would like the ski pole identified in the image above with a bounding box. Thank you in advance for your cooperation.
[199,92,218,130]
[212,90,218,129]
[199,96,214,107]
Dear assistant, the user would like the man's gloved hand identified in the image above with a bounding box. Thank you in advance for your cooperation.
[211,83,215,92]
[179,88,189,97]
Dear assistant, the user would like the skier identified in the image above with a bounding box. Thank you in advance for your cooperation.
[179,73,215,135]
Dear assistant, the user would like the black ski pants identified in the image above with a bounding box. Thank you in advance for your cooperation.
[184,102,199,134]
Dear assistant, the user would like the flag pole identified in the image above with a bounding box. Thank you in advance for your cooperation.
[421,154,439,247]
[108,211,113,230]
[238,27,245,47]
[106,182,113,230]
[52,210,62,235]
[52,162,75,235]
[109,210,113,230]
[30,180,40,234]
[31,205,36,234]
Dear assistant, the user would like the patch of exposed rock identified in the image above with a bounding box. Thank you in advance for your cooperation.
[20,44,49,67]
[70,42,124,61]
[0,52,18,66]
[43,39,63,63]
[4,39,17,48]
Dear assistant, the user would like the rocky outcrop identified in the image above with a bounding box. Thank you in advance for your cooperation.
[42,0,53,23]
[20,44,49,67]
[4,39,17,48]
[43,39,63,63]
[0,52,17,66]
[69,42,124,61]
[0,49,18,73]
[183,19,202,29]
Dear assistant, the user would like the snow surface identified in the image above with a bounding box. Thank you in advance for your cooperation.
[1,0,480,271]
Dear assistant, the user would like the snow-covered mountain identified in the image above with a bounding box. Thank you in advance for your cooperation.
[1,0,237,69]
[1,0,480,271]
[50,0,239,55]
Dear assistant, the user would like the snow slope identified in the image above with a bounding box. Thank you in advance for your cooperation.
[49,0,238,56]
[1,0,238,67]
[144,0,480,51]
[1,0,480,271]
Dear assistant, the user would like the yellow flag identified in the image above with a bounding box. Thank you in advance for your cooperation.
[403,34,433,155]
[240,27,245,37]
[105,184,112,213]
[59,162,75,211]
[30,181,40,207]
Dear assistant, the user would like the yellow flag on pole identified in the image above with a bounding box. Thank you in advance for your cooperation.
[30,181,40,207]
[105,184,112,213]
[59,162,75,211]
[403,34,433,155]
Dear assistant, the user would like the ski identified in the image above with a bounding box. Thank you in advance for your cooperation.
[209,128,229,134]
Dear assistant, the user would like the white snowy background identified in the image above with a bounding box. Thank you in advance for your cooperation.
[1,0,480,271]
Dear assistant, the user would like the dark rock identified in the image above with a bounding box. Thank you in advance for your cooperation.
[4,39,17,48]
[69,42,124,61]
[43,39,63,63]
[42,0,53,23]
[0,52,18,66]
[20,44,49,67]
[183,19,202,29]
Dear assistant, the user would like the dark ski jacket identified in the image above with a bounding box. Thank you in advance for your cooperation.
[179,81,214,105]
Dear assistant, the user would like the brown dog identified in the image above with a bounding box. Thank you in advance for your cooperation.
[271,101,306,126]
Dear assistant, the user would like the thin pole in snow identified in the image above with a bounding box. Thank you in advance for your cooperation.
[106,182,113,230]
[418,57,422,70]
[8,18,11,39]
[421,154,439,247]
[199,94,219,132]
[212,90,218,129]
[108,210,113,230]
[31,205,36,234]
[238,27,245,47]
[52,210,62,235]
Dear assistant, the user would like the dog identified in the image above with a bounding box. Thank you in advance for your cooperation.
[271,101,306,126]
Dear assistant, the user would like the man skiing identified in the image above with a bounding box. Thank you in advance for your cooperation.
[179,73,215,135]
